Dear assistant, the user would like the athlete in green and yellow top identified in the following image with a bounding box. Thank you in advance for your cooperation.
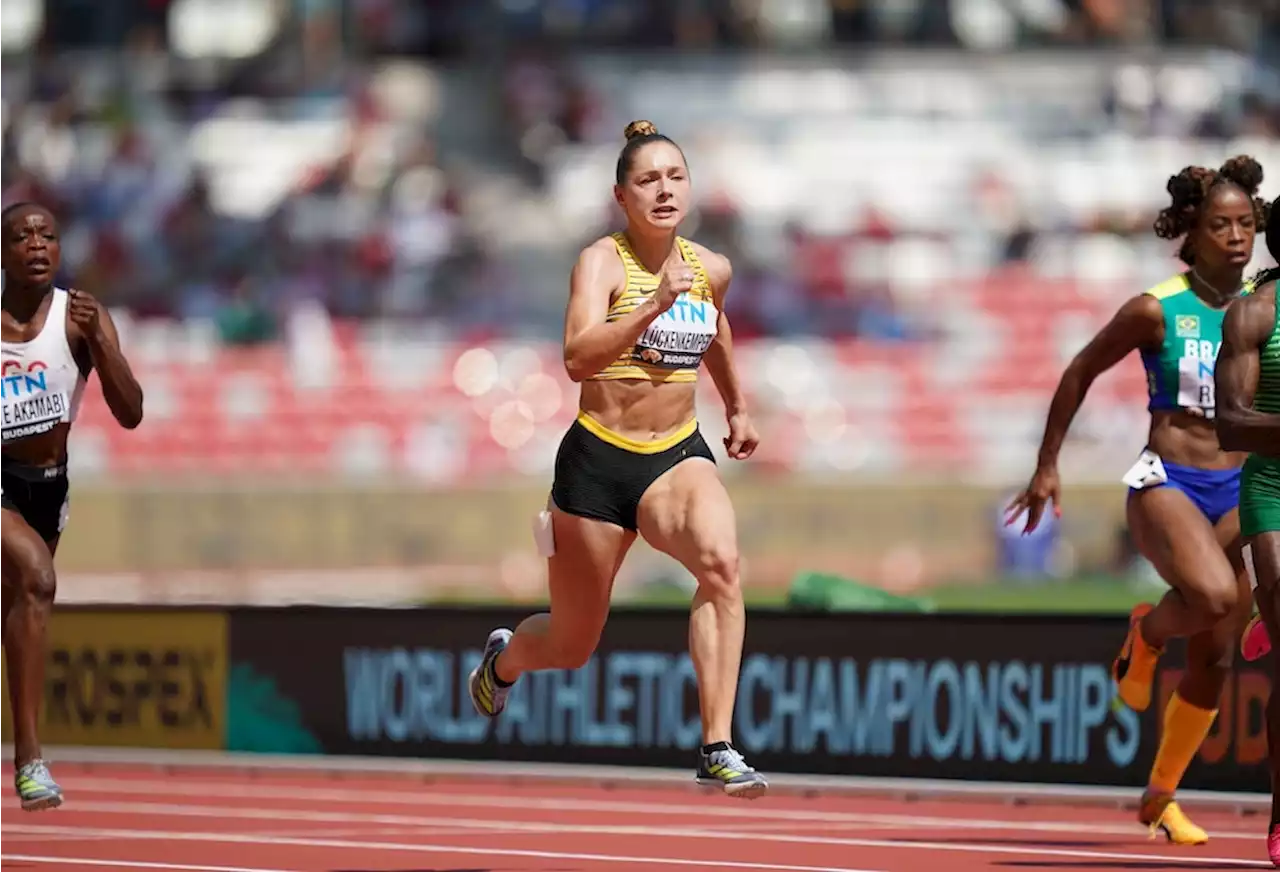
[1215,199,1280,865]
[1226,284,1280,539]
[1139,271,1246,419]
[1009,155,1270,845]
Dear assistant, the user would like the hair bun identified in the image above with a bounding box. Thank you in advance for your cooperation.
[624,120,658,141]
[1219,154,1264,194]
[1267,195,1280,259]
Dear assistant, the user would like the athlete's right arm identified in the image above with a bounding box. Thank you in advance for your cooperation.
[561,240,680,382]
[1007,294,1163,532]
[1216,290,1280,457]
[1034,294,1163,469]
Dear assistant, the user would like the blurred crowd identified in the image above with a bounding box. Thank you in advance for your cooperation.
[335,0,1280,55]
[2,0,1279,346]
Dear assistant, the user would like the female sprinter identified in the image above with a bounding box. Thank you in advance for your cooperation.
[1007,156,1269,844]
[1215,201,1280,866]
[2,202,144,809]
[467,120,767,798]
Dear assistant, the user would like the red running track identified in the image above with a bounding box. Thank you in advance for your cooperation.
[1,764,1274,871]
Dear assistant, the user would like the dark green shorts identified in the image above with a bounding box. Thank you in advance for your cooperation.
[1241,455,1280,538]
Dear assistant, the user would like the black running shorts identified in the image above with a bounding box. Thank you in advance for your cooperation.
[550,414,715,531]
[1,457,70,544]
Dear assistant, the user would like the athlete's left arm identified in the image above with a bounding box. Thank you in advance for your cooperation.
[701,249,757,460]
[69,289,144,430]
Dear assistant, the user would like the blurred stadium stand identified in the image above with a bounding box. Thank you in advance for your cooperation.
[3,0,1279,603]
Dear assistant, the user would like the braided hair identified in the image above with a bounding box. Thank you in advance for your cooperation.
[1153,155,1268,266]
[1256,194,1280,288]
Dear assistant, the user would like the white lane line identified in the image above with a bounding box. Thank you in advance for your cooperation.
[6,820,1268,869]
[1,857,301,872]
[44,783,1259,842]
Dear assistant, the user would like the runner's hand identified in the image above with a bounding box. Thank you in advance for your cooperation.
[68,288,102,338]
[653,262,693,313]
[724,411,759,460]
[1005,466,1062,534]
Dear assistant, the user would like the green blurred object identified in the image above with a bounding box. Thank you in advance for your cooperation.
[785,571,936,613]
[225,663,323,754]
[924,575,1156,614]
[619,573,1154,613]
[425,573,1158,614]
[216,299,276,346]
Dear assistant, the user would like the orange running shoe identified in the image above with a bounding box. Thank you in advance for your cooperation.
[1113,603,1161,712]
[1139,790,1208,845]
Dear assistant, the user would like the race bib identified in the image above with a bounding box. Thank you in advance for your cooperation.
[2,390,70,443]
[1176,355,1216,418]
[1122,448,1169,490]
[630,295,718,370]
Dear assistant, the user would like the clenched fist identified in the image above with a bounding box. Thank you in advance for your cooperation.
[724,411,759,460]
[653,260,694,313]
[68,288,102,337]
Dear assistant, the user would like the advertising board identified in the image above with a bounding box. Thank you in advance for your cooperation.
[226,606,1269,791]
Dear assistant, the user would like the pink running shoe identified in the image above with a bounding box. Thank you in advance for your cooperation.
[1243,614,1272,662]
[1268,822,1280,867]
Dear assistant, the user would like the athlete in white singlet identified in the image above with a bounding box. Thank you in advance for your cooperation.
[2,202,144,810]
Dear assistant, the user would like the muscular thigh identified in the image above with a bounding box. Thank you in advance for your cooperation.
[1174,510,1253,671]
[1215,507,1253,623]
[1128,486,1237,606]
[546,506,634,639]
[2,507,55,629]
[636,458,736,572]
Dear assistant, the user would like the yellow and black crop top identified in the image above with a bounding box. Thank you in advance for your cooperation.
[588,232,719,384]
